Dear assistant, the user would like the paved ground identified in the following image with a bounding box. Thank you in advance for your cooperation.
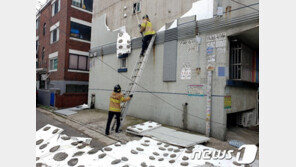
[37,107,259,160]
[226,126,259,145]
[36,110,106,148]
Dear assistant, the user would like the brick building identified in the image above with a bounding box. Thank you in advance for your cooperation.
[36,0,93,108]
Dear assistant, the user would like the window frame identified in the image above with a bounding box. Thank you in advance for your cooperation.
[49,57,58,71]
[229,40,242,80]
[120,58,127,68]
[50,28,59,44]
[71,0,93,12]
[133,2,141,14]
[70,21,92,42]
[36,18,40,30]
[43,23,46,36]
[52,0,61,17]
[36,39,39,52]
[68,53,89,71]
[41,47,45,61]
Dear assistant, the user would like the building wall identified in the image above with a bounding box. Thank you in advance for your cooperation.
[36,0,93,108]
[92,0,198,38]
[91,0,259,40]
[213,0,259,18]
[89,0,259,140]
[64,0,92,81]
[36,0,92,83]
[37,0,69,80]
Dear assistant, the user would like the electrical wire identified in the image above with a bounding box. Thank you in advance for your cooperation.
[37,0,229,126]
[231,0,259,12]
[94,55,226,126]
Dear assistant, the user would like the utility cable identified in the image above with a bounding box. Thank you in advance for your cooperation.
[94,55,226,126]
[231,0,259,12]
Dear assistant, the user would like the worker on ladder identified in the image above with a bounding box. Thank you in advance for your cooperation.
[105,84,133,135]
[139,14,156,57]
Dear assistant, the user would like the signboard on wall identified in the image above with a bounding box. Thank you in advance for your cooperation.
[224,96,232,112]
[187,85,205,96]
[180,62,192,80]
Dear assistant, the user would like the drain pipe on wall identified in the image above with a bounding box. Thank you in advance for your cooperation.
[182,103,188,130]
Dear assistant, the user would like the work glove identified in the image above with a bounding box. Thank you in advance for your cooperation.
[129,94,133,98]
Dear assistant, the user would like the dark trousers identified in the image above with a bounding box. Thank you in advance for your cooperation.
[140,35,153,55]
[105,111,121,134]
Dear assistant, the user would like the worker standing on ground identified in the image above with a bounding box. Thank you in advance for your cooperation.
[105,84,133,135]
[139,15,156,56]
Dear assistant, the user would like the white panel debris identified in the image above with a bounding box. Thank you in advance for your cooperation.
[127,122,210,147]
[157,0,214,32]
[36,124,242,167]
[168,20,177,29]
[117,32,132,57]
[157,25,165,32]
[127,121,162,134]
[54,104,89,116]
[70,136,92,144]
[182,0,214,20]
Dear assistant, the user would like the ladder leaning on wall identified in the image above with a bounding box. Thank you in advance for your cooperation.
[111,35,156,131]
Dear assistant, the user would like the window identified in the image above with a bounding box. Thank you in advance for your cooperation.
[36,18,40,29]
[39,75,45,89]
[36,40,39,52]
[52,0,60,16]
[66,84,88,93]
[41,47,45,61]
[43,23,46,36]
[50,28,59,43]
[70,21,91,41]
[72,0,93,12]
[133,2,141,14]
[69,54,89,71]
[121,58,127,68]
[49,58,58,71]
[230,41,242,80]
[118,58,127,73]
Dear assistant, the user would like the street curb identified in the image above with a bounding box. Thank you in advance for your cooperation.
[36,108,118,146]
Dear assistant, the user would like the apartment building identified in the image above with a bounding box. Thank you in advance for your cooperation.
[36,0,93,108]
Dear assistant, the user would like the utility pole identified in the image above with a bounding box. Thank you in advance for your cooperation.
[205,47,215,137]
[205,70,213,137]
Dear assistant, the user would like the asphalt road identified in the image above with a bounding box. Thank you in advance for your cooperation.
[36,110,105,148]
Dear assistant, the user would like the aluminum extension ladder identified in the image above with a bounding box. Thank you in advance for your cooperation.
[111,35,156,131]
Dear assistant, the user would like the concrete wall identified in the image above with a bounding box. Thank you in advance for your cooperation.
[89,0,259,140]
[213,0,258,18]
[92,0,198,38]
[88,21,258,140]
[227,87,257,113]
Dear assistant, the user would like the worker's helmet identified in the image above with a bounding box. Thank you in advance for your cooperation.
[114,84,121,93]
[142,14,149,19]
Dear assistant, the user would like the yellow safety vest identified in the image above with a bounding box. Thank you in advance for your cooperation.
[141,21,156,36]
[109,92,130,112]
